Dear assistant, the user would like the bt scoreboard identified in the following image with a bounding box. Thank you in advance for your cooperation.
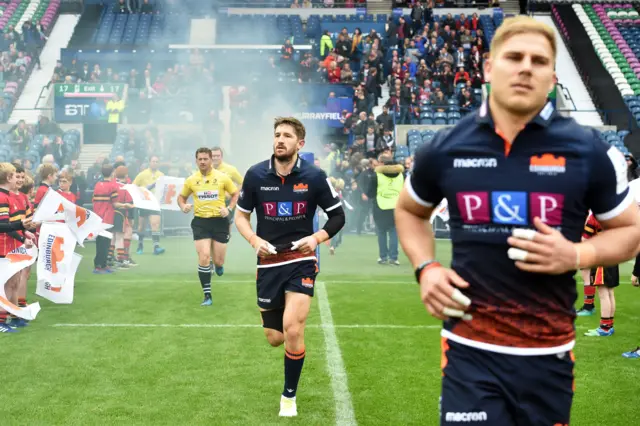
[53,83,128,123]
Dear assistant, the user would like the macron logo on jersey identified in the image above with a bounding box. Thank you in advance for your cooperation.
[261,187,280,191]
[456,191,564,226]
[453,158,498,168]
[445,411,488,423]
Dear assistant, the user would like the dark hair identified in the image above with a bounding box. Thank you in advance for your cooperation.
[211,146,223,156]
[113,161,126,169]
[101,164,114,178]
[14,165,24,174]
[274,117,306,140]
[195,147,212,158]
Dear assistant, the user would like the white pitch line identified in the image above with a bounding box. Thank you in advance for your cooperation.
[81,278,640,286]
[52,323,440,330]
[315,282,358,426]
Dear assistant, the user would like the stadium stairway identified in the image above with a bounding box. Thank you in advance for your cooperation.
[372,85,391,122]
[535,15,603,126]
[9,14,81,124]
[78,144,112,171]
[367,0,392,16]
[501,0,522,16]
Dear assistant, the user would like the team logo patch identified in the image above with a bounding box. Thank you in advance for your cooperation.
[293,183,309,193]
[301,277,314,288]
[529,154,566,175]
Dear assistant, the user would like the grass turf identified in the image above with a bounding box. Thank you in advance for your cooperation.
[2,235,638,425]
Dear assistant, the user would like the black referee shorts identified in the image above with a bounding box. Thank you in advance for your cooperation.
[191,216,230,244]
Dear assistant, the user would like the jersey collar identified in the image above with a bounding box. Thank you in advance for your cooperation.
[197,168,215,179]
[476,96,556,129]
[268,154,303,177]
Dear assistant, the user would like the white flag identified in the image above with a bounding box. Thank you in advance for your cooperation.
[63,205,110,247]
[0,245,41,320]
[32,187,108,246]
[32,188,74,223]
[36,253,81,305]
[124,184,161,211]
[154,176,185,211]
[37,223,78,288]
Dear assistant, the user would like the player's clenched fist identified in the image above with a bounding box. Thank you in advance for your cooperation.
[419,265,472,321]
[291,236,318,255]
[182,203,193,213]
[250,234,277,258]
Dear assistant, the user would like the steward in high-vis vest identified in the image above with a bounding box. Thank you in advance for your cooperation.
[365,156,405,265]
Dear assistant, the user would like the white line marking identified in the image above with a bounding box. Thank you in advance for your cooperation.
[314,282,357,426]
[82,278,639,286]
[79,279,415,285]
[52,323,440,330]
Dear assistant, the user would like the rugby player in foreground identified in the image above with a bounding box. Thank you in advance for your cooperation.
[234,117,345,417]
[178,148,239,306]
[395,16,640,425]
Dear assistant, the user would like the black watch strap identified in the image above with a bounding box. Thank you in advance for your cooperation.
[414,260,440,283]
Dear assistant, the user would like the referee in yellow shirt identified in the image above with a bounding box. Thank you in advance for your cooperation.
[178,147,239,306]
[211,146,243,232]
[133,156,165,255]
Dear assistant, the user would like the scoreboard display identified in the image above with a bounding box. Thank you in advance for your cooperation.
[53,83,128,123]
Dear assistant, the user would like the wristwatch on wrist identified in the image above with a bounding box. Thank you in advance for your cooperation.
[414,260,441,284]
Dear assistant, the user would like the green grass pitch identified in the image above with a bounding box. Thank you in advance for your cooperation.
[2,235,638,425]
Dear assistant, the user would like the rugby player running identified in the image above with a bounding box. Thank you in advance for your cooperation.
[178,148,239,306]
[211,146,243,258]
[234,117,345,417]
[395,17,640,425]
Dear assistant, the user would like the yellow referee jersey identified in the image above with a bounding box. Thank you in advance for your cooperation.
[181,169,237,218]
[215,162,243,186]
[133,168,164,188]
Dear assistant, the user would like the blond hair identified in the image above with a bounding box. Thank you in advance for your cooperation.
[0,162,16,184]
[20,174,34,194]
[59,170,74,183]
[490,16,557,60]
[39,164,57,182]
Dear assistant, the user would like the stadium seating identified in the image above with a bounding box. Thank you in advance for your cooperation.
[0,0,59,32]
[564,2,637,152]
[0,0,61,122]
[215,0,362,8]
[0,128,81,169]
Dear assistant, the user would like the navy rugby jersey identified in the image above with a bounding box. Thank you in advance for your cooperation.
[408,101,633,355]
[237,155,342,267]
